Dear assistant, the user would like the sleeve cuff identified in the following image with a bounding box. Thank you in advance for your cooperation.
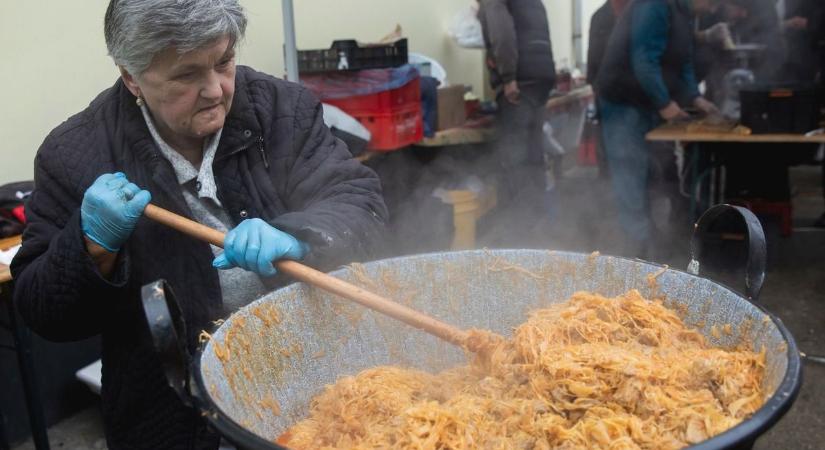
[269,212,336,255]
[652,97,673,111]
[500,72,517,84]
[71,213,130,288]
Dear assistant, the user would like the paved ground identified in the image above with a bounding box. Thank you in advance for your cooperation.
[750,166,825,450]
[12,407,105,450]
[12,164,825,449]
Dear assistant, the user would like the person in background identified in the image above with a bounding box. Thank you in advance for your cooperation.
[477,0,556,233]
[587,0,630,86]
[720,0,783,80]
[11,0,387,448]
[693,0,783,108]
[776,0,825,227]
[596,0,720,258]
[777,0,822,82]
[587,0,630,179]
[693,16,733,87]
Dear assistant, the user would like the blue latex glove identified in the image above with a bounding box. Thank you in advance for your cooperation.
[212,218,308,277]
[81,172,152,252]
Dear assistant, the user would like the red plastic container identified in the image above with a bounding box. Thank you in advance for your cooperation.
[577,120,599,166]
[323,77,423,151]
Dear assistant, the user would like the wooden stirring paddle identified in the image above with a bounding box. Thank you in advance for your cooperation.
[143,204,499,354]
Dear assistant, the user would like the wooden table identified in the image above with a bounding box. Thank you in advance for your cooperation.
[414,127,495,147]
[354,128,495,163]
[646,121,825,223]
[647,122,825,143]
[0,235,21,283]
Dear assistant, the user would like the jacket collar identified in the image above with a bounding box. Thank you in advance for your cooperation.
[216,66,264,161]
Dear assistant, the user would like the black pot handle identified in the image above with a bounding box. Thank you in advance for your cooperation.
[141,280,192,407]
[688,204,767,301]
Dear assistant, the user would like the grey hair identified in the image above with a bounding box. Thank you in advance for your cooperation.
[104,0,247,75]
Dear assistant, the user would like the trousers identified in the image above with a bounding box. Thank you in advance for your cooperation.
[598,96,662,245]
[495,82,553,207]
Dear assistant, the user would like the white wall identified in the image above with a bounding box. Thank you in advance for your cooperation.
[0,1,588,185]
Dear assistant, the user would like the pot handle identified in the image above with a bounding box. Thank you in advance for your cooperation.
[141,279,192,407]
[688,204,767,301]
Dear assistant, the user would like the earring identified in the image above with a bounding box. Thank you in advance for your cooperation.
[136,96,144,107]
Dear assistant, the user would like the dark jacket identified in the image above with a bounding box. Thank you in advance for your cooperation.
[478,0,556,90]
[11,66,387,449]
[596,0,700,110]
[780,0,824,82]
[587,1,617,86]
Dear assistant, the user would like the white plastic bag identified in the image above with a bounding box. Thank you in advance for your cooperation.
[321,104,371,141]
[448,5,485,49]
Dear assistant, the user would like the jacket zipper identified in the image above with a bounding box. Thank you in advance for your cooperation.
[215,135,265,165]
[257,136,269,169]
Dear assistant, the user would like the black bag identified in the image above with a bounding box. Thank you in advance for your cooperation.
[0,180,33,238]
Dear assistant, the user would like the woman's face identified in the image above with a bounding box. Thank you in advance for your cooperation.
[122,35,236,142]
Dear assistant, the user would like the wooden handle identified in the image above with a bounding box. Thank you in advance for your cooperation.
[275,259,470,346]
[145,204,226,247]
[143,204,471,348]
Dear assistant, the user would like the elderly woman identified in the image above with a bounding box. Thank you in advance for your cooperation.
[11,0,386,448]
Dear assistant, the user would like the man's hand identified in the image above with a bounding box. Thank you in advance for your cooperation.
[659,101,689,121]
[784,16,808,31]
[693,97,720,116]
[503,80,520,104]
[213,218,308,277]
[698,23,734,48]
[81,172,151,253]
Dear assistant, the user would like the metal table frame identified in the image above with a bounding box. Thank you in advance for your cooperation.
[646,123,825,219]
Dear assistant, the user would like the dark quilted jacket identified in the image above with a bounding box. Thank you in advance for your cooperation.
[11,66,387,449]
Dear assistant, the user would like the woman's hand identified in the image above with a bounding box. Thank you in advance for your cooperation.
[212,218,308,277]
[81,172,151,253]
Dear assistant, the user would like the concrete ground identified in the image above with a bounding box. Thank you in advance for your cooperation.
[750,166,825,450]
[11,164,825,449]
[12,407,105,450]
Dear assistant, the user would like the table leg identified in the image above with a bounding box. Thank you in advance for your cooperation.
[690,144,723,220]
[709,152,717,208]
[2,284,50,450]
[688,144,701,220]
[0,407,10,450]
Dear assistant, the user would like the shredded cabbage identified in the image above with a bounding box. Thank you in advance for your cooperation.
[279,290,765,449]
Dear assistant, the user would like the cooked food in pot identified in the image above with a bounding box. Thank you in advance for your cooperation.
[277,290,765,450]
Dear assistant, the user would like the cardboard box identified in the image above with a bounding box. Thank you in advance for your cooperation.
[437,85,467,131]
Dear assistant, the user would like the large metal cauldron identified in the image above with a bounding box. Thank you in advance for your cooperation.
[142,205,801,449]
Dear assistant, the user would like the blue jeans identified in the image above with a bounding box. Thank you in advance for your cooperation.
[598,97,662,245]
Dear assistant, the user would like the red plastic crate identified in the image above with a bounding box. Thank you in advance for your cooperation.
[353,103,423,150]
[323,78,423,151]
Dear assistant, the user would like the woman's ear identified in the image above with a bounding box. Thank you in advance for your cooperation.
[119,66,141,98]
